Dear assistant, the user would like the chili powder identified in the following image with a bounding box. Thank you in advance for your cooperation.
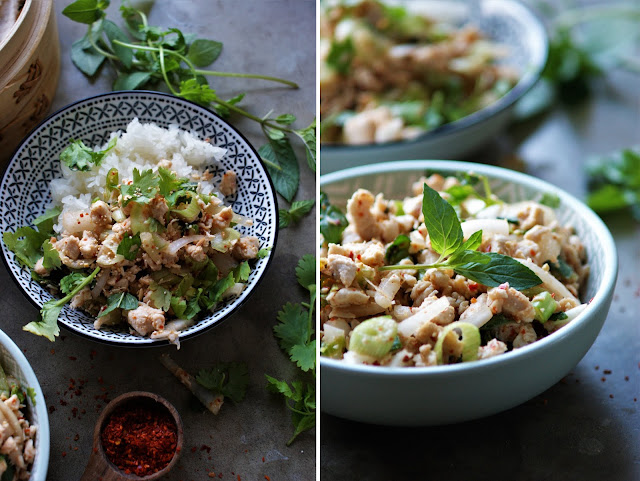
[101,402,177,476]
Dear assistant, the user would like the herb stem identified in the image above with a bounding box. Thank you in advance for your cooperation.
[60,267,101,305]
[260,157,282,171]
[87,27,119,61]
[158,45,179,95]
[194,69,299,88]
[378,263,450,272]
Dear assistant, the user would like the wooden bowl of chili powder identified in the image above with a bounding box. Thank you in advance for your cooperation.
[81,391,184,480]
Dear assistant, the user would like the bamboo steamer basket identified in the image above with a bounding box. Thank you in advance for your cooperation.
[0,0,60,164]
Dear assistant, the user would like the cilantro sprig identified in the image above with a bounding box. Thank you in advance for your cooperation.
[62,0,316,204]
[196,362,249,404]
[279,199,315,229]
[266,254,316,445]
[380,184,542,291]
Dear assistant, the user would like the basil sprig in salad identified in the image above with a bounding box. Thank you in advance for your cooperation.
[320,174,589,367]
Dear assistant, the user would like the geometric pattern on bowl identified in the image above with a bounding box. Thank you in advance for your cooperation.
[0,91,278,345]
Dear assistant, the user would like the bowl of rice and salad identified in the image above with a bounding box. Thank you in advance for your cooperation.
[0,91,278,346]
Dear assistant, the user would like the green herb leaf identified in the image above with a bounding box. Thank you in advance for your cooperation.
[113,71,152,90]
[23,301,63,342]
[2,227,48,269]
[187,39,223,67]
[273,303,310,354]
[295,119,316,172]
[60,136,116,172]
[26,387,36,406]
[275,114,296,125]
[319,191,348,245]
[62,0,107,24]
[213,93,245,118]
[71,32,106,77]
[98,292,139,318]
[103,19,132,68]
[42,240,61,270]
[265,376,315,445]
[295,254,316,291]
[116,233,141,261]
[539,192,561,208]
[196,362,249,404]
[257,247,271,259]
[290,340,316,372]
[460,230,483,252]
[178,79,218,105]
[587,148,640,219]
[421,183,463,257]
[326,37,354,74]
[453,252,542,291]
[60,272,90,296]
[279,199,315,229]
[32,207,62,236]
[259,138,299,203]
[233,261,251,283]
[385,234,411,264]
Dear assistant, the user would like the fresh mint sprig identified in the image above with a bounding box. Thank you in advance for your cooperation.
[62,0,316,205]
[380,184,542,291]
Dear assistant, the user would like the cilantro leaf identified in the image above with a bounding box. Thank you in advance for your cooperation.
[273,303,310,354]
[3,227,47,269]
[421,183,463,257]
[326,37,354,74]
[257,247,271,259]
[23,301,63,342]
[196,362,249,404]
[290,340,316,372]
[265,376,315,445]
[295,254,315,291]
[42,240,61,270]
[32,207,62,236]
[60,137,116,172]
[98,292,139,318]
[60,272,90,296]
[279,199,315,229]
[233,262,251,283]
[178,79,218,105]
[319,191,348,245]
[120,168,159,204]
[26,387,36,406]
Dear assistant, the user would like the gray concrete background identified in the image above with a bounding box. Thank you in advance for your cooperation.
[320,12,640,481]
[1,0,316,479]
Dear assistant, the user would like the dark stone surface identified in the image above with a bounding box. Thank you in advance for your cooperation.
[0,0,316,479]
[319,26,639,481]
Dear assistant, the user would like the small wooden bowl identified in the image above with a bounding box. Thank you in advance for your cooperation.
[0,0,60,165]
[81,392,184,481]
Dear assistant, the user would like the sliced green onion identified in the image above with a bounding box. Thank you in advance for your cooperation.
[348,315,397,359]
[106,167,119,193]
[532,291,557,323]
[435,321,481,365]
[112,208,126,223]
[171,191,201,222]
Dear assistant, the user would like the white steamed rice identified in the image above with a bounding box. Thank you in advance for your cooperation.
[50,119,227,233]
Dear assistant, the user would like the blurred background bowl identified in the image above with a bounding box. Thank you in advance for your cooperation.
[0,0,60,165]
[320,160,617,425]
[0,328,50,479]
[320,0,548,174]
[0,91,278,346]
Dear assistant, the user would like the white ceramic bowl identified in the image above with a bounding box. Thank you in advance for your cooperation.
[0,329,49,479]
[0,91,278,346]
[320,0,548,174]
[320,161,618,425]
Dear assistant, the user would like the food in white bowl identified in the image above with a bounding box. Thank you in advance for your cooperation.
[321,0,517,145]
[321,172,590,367]
[0,329,49,480]
[3,119,262,345]
[320,161,617,426]
[319,0,547,173]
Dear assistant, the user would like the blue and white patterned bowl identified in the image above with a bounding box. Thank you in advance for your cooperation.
[0,91,278,346]
[320,161,618,425]
[0,328,49,480]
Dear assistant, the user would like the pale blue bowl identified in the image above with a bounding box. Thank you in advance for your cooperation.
[320,161,618,425]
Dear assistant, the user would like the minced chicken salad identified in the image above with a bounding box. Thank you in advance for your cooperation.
[0,363,36,480]
[4,119,262,344]
[320,174,589,367]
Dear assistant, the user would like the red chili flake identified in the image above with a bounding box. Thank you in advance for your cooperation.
[625,376,629,381]
[609,394,614,399]
[98,376,104,384]
[60,400,68,406]
[237,476,241,481]
[61,452,66,458]
[90,350,97,360]
[601,377,606,382]
[265,476,271,481]
[191,447,197,453]
[69,356,77,361]
[74,434,80,442]
[595,365,600,370]
[80,213,84,217]
[603,369,612,375]
[50,349,55,355]
[72,407,78,418]
[262,457,265,463]
[201,445,211,453]
[101,403,177,477]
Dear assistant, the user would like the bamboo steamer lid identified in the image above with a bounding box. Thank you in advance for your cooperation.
[0,0,60,164]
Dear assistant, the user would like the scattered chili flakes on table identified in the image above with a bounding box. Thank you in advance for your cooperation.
[101,403,178,477]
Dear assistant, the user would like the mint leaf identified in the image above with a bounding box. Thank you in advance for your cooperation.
[275,114,296,125]
[460,230,483,252]
[385,234,410,264]
[259,138,299,203]
[422,183,463,257]
[98,292,138,318]
[453,252,541,290]
[103,19,132,68]
[62,0,107,24]
[187,39,223,67]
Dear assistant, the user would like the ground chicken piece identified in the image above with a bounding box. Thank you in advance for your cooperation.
[347,189,381,241]
[518,204,546,231]
[416,344,438,366]
[112,218,131,235]
[478,339,508,359]
[487,283,535,323]
[232,236,259,260]
[54,236,80,260]
[374,273,402,309]
[185,244,207,262]
[166,219,182,241]
[326,254,358,287]
[127,303,165,336]
[79,230,99,258]
[23,439,35,464]
[327,287,369,307]
[149,195,169,224]
[90,200,112,228]
[329,302,385,319]
[34,257,49,277]
[219,170,237,197]
[70,287,92,309]
[524,225,562,264]
[513,323,538,348]
[211,207,234,230]
[410,280,436,307]
[415,320,441,345]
